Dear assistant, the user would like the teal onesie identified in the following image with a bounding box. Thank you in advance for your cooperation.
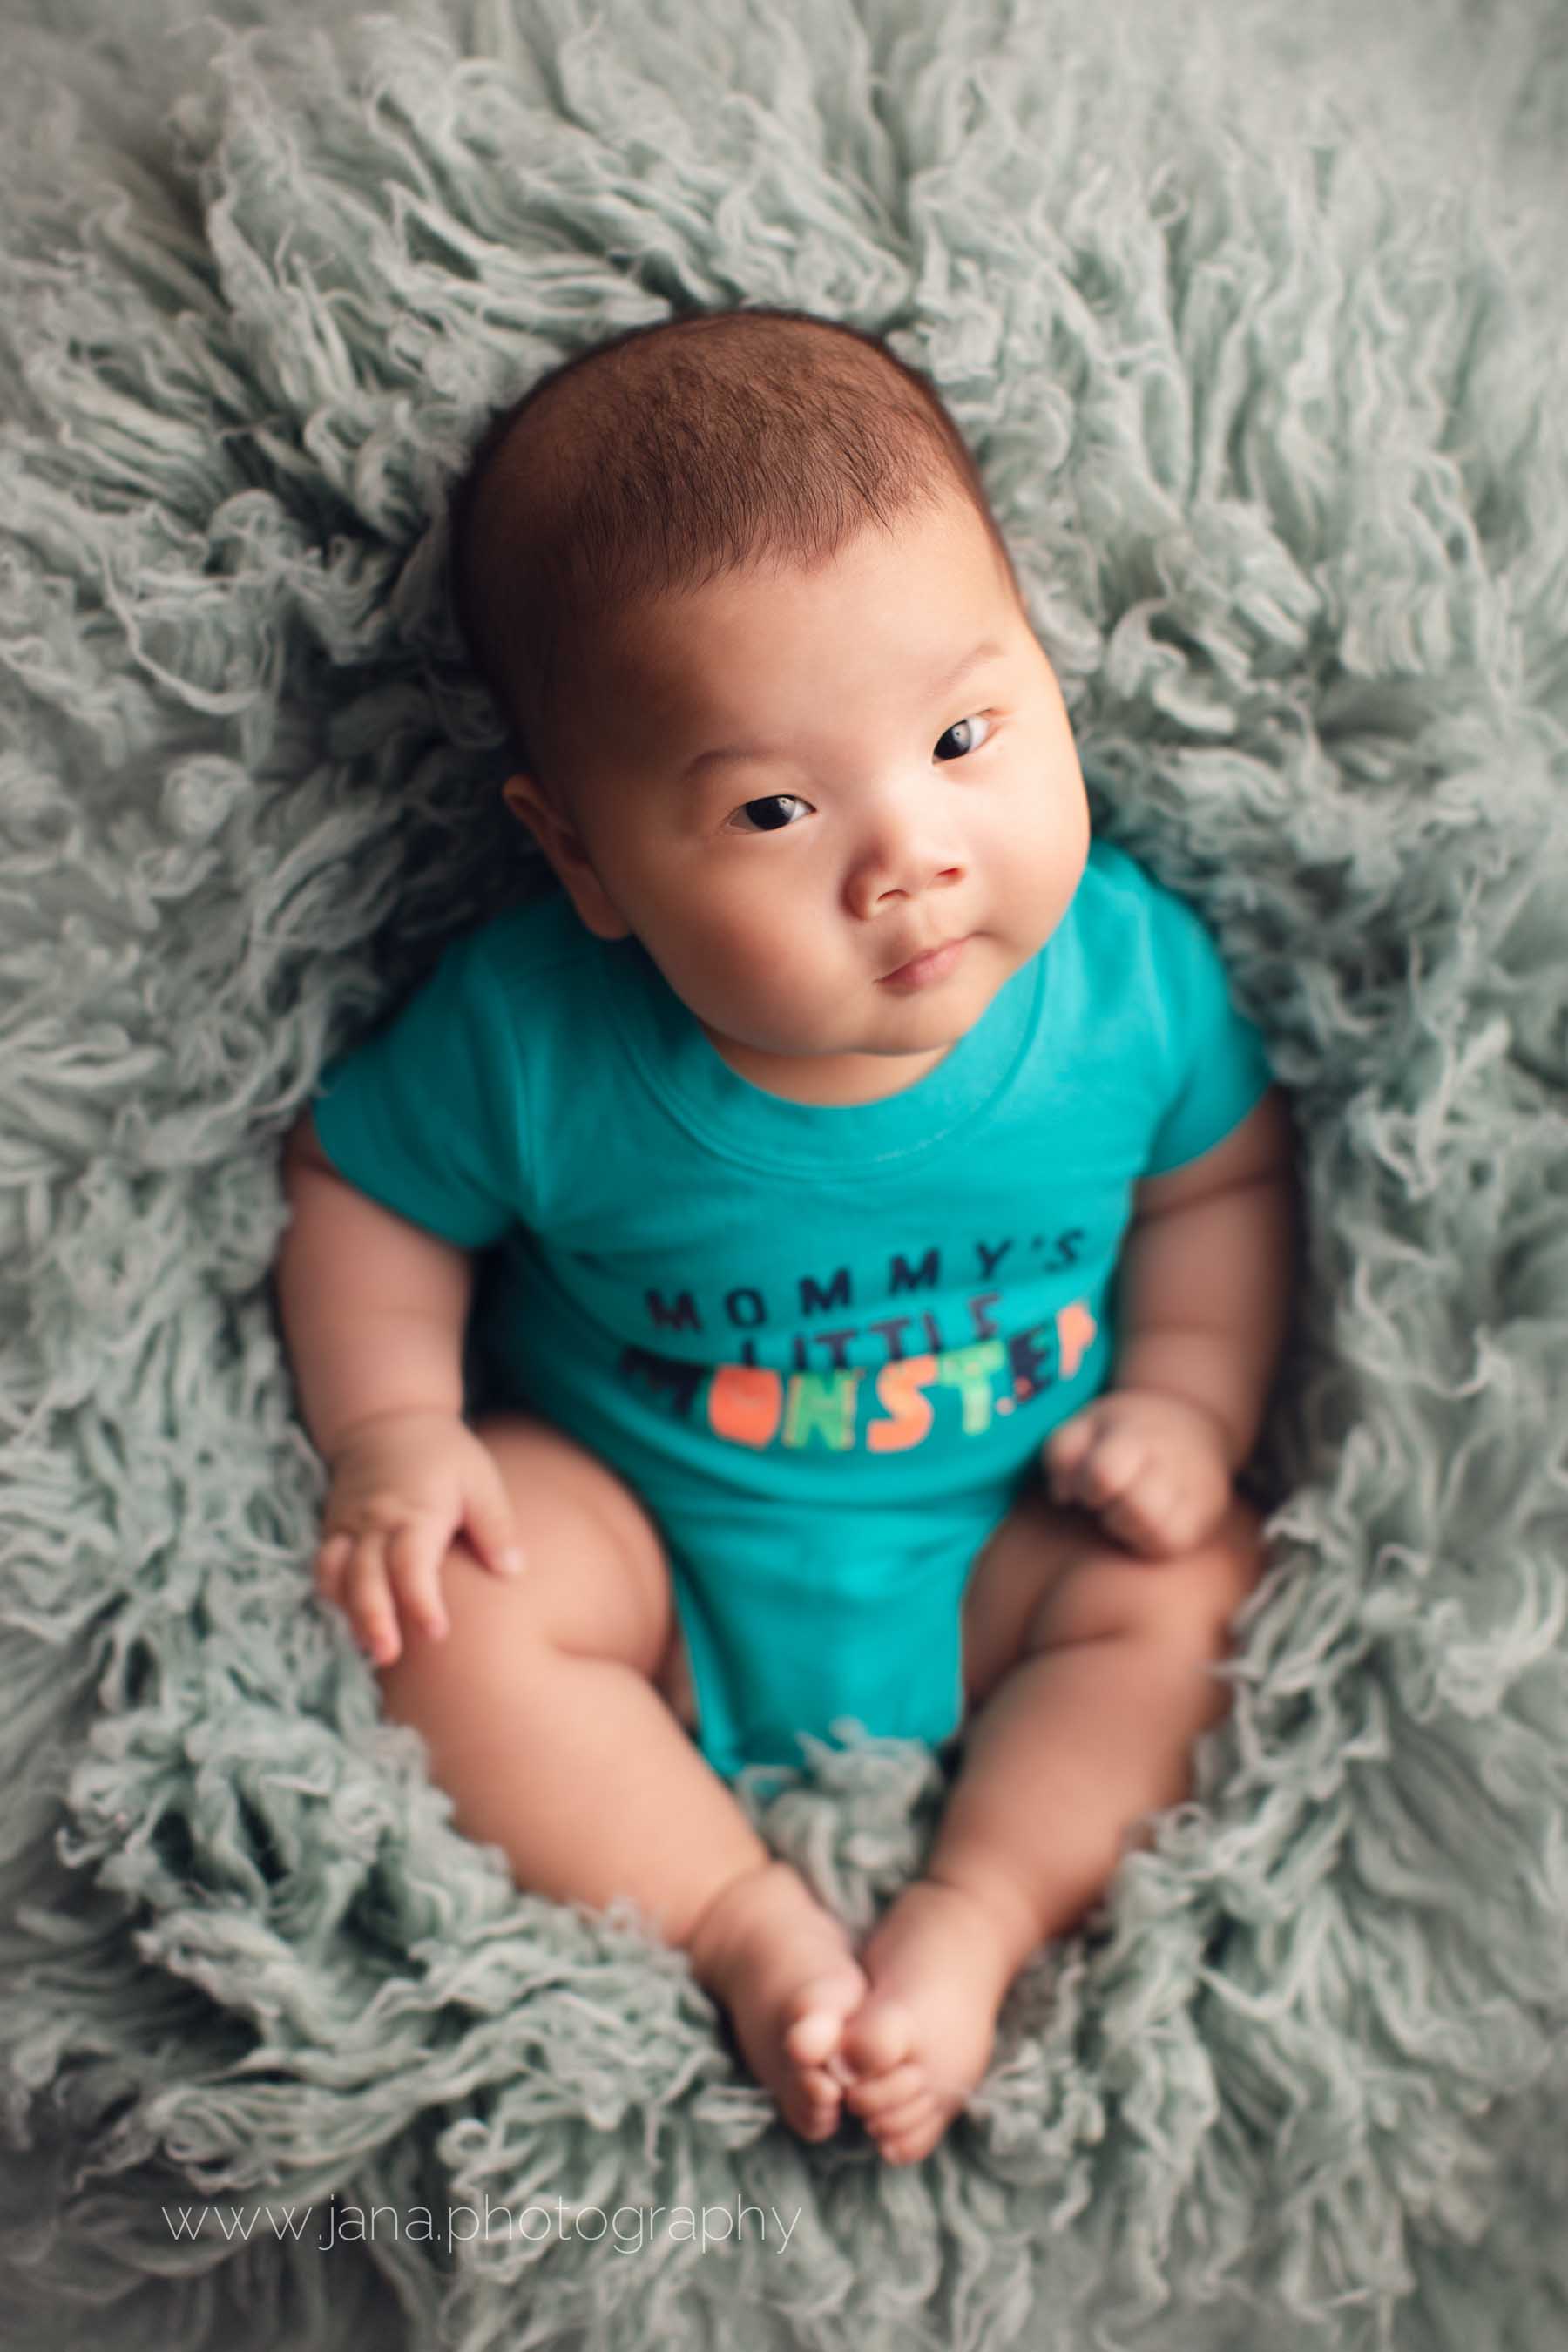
[308,836,1275,1782]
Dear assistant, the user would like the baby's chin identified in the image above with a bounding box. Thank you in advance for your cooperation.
[810,1002,990,1065]
[696,1016,963,1105]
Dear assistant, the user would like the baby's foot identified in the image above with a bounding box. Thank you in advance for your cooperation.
[685,1859,869,2142]
[836,1874,1037,2164]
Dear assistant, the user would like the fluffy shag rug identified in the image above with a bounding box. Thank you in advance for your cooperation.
[2,1,1565,2347]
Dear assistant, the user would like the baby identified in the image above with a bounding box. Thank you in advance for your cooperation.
[273,305,1298,2166]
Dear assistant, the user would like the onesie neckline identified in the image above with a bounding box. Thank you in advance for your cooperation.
[597,929,1049,1175]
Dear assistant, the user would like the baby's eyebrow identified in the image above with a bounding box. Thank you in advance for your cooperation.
[677,636,1008,781]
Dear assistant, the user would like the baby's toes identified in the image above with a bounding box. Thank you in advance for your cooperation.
[786,2007,841,2072]
[839,1992,916,2085]
[794,2065,843,2140]
[875,2095,947,2166]
[784,1962,866,2070]
[842,2058,925,2120]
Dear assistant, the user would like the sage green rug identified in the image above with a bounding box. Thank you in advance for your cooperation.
[3,1,1565,2346]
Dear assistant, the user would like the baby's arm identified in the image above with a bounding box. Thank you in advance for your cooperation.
[274,1111,524,1659]
[1046,1088,1299,1554]
[1115,1086,1298,1470]
[275,1109,471,1455]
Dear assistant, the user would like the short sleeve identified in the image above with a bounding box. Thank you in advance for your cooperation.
[309,929,527,1248]
[1144,885,1275,1177]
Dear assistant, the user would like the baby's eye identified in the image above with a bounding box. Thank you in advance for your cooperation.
[725,794,811,834]
[934,713,994,762]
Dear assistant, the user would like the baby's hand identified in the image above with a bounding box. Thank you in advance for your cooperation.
[312,1409,525,1666]
[1042,1390,1233,1560]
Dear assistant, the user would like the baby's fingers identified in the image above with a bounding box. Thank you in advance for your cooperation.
[341,1535,404,1666]
[384,1521,451,1645]
[1044,1412,1127,1508]
[464,1462,527,1582]
[1100,1474,1180,1559]
[314,1530,353,1603]
[1068,1427,1146,1509]
[1044,1416,1096,1492]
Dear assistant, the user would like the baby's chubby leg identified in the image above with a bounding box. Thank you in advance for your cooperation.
[370,1410,866,2141]
[838,1479,1267,2163]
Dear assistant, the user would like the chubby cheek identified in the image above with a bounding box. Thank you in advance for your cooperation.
[652,882,819,1016]
[994,784,1088,932]
[724,896,828,1008]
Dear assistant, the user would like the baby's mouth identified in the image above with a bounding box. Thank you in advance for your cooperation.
[878,936,970,990]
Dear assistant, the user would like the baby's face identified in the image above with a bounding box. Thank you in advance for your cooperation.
[503,487,1091,1102]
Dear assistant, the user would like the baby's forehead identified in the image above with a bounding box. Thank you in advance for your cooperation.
[553,489,1004,706]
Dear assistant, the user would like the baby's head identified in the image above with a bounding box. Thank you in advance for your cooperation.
[448,306,1089,1096]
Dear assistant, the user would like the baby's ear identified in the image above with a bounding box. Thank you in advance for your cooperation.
[502,772,566,870]
[502,771,566,854]
[500,772,631,941]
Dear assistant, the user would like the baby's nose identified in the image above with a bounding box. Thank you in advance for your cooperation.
[853,839,966,913]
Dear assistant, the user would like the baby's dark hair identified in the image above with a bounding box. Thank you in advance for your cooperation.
[446,303,1020,787]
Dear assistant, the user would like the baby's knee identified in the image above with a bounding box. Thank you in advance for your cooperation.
[476,1409,678,1669]
[1192,1493,1269,1644]
[1126,1493,1267,1657]
[380,1411,679,1704]
[1024,1491,1267,1662]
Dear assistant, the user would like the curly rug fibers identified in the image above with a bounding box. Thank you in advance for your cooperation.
[1,1,1566,2349]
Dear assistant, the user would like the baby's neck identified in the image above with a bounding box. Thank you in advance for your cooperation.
[699,1028,956,1105]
